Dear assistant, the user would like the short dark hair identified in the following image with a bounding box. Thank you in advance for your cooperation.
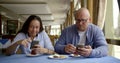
[18,15,44,34]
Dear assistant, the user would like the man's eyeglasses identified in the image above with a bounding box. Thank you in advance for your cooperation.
[75,18,88,23]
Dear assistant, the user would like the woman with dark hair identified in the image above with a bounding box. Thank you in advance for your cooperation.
[6,15,55,55]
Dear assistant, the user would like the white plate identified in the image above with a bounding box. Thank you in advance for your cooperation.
[70,54,81,57]
[48,55,68,59]
[26,54,40,57]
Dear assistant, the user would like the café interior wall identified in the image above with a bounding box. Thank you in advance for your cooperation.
[0,6,25,21]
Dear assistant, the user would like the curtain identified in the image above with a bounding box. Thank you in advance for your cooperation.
[93,0,99,25]
[97,0,107,30]
[118,0,120,11]
[93,0,107,30]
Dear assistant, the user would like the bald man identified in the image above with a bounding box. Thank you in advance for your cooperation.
[55,8,108,58]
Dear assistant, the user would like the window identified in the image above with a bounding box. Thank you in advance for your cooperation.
[106,0,120,59]
[113,0,120,38]
[50,25,60,35]
[105,0,120,39]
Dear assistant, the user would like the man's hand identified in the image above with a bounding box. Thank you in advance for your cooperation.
[77,45,92,57]
[65,44,76,54]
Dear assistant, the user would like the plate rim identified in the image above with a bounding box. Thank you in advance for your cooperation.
[70,54,81,57]
[26,53,40,57]
[48,55,68,59]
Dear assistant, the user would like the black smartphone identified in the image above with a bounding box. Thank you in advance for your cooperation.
[30,40,39,49]
[76,45,84,50]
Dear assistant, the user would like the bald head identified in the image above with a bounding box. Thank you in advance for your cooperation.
[74,8,90,19]
[74,8,91,31]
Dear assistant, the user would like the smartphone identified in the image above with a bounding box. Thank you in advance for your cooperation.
[76,45,84,50]
[30,40,39,49]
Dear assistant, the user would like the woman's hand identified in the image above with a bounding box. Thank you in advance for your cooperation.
[17,38,32,47]
[31,45,48,54]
